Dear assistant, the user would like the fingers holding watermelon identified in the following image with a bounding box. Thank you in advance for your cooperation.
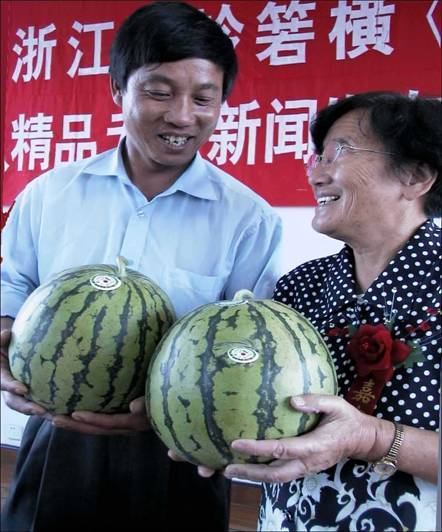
[197,465,218,478]
[167,449,218,478]
[51,396,151,435]
[222,393,378,483]
[167,450,185,462]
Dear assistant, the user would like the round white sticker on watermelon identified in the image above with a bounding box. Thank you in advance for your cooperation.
[228,347,259,364]
[90,274,122,291]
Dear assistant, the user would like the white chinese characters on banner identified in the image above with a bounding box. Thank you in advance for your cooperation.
[10,91,422,172]
[11,20,114,82]
[8,111,128,173]
[265,98,316,163]
[9,2,401,82]
[256,0,316,65]
[11,113,53,171]
[215,4,244,48]
[329,0,395,60]
[8,99,318,172]
[67,21,114,78]
[54,115,97,165]
[106,113,126,139]
[208,100,261,165]
[12,24,57,82]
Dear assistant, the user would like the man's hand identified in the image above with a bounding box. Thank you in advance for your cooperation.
[1,316,48,417]
[51,396,151,435]
[167,449,218,477]
[223,394,379,483]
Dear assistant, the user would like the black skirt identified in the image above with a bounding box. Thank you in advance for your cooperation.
[1,416,230,531]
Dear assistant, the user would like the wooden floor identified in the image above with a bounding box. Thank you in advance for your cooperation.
[1,446,260,531]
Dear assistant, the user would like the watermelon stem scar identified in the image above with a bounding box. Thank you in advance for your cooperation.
[233,289,254,302]
[116,256,128,279]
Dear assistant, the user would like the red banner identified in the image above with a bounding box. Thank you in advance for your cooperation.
[1,0,441,207]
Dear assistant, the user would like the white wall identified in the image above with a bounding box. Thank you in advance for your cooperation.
[1,395,28,446]
[277,206,342,273]
[0,206,342,446]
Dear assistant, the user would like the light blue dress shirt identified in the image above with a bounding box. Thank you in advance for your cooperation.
[1,142,283,318]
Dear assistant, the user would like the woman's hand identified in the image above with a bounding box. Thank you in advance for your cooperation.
[51,396,151,435]
[223,394,382,483]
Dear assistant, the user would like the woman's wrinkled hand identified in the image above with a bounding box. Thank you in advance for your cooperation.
[51,396,151,435]
[223,394,379,483]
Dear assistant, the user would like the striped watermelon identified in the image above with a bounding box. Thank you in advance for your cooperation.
[146,290,337,469]
[9,257,175,414]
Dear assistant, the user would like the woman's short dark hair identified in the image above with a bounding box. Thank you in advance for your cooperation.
[310,91,442,218]
[109,1,238,101]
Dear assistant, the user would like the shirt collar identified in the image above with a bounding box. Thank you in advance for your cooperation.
[325,219,440,316]
[157,152,219,201]
[324,246,359,314]
[82,138,219,201]
[82,137,128,181]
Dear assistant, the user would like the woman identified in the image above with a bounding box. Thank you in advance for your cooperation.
[218,92,441,530]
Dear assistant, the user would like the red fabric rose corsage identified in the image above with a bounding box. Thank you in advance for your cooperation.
[347,324,411,382]
[344,324,416,413]
[326,303,439,414]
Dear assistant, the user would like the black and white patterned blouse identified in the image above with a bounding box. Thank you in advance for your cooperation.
[260,219,441,532]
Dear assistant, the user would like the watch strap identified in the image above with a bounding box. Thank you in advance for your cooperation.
[387,422,405,463]
[370,422,404,474]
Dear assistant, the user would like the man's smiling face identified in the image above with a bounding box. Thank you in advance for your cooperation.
[112,58,224,176]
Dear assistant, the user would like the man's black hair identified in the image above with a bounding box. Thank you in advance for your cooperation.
[109,1,238,101]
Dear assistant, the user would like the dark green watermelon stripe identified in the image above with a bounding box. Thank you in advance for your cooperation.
[112,278,173,409]
[97,287,133,409]
[259,301,314,434]
[199,307,236,463]
[129,270,176,325]
[49,289,107,407]
[259,301,311,390]
[66,303,108,412]
[111,281,151,408]
[14,281,99,396]
[155,308,206,464]
[245,304,280,439]
[96,277,174,410]
[283,308,337,393]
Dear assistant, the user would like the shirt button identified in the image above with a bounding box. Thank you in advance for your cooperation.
[137,210,145,217]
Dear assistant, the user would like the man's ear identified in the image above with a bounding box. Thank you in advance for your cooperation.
[401,163,437,201]
[110,77,123,107]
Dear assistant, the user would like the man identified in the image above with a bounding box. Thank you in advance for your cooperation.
[1,2,282,531]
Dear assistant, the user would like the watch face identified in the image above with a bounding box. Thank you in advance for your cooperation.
[373,460,396,476]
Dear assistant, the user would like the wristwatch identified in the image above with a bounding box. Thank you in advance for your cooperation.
[370,422,404,477]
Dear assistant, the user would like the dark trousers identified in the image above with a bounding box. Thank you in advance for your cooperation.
[1,416,230,531]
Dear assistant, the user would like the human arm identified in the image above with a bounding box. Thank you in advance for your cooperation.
[1,192,53,417]
[2,191,151,435]
[223,393,439,485]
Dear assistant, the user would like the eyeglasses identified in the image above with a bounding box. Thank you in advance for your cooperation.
[305,142,395,176]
